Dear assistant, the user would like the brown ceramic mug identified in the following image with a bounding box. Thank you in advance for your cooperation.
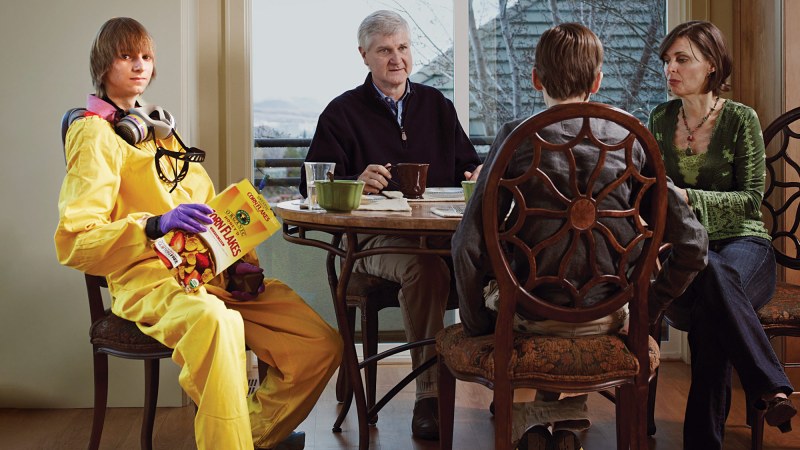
[390,163,429,199]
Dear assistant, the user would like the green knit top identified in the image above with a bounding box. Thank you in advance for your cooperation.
[648,99,770,242]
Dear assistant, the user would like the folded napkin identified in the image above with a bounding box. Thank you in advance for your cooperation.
[357,197,412,211]
[379,191,404,199]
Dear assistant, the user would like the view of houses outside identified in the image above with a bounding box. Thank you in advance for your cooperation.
[252,0,667,203]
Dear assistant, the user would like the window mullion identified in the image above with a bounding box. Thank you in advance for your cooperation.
[453,0,471,132]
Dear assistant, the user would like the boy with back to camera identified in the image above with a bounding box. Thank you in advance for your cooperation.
[451,23,708,450]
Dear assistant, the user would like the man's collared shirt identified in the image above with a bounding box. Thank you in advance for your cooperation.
[373,81,410,127]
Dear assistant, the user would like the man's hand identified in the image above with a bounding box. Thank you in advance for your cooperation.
[464,164,483,181]
[358,164,393,194]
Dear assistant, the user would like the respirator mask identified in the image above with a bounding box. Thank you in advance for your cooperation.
[116,105,206,193]
[115,104,176,145]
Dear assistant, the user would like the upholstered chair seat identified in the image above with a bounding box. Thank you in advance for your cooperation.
[757,282,800,329]
[89,310,173,354]
[437,325,660,385]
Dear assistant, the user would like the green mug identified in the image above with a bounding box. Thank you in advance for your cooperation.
[462,180,477,202]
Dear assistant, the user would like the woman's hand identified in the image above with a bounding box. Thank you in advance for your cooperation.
[677,188,690,205]
[358,164,393,194]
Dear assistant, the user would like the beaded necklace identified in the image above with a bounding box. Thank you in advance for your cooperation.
[680,96,720,156]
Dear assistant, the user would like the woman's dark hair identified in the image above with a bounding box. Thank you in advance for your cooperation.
[658,20,732,95]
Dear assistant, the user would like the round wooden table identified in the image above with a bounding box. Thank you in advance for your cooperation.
[275,200,463,450]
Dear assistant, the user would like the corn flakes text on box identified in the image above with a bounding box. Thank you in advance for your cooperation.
[152,179,281,292]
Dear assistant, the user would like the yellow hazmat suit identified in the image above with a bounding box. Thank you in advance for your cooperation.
[55,112,342,449]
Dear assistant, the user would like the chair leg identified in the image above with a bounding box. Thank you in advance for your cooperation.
[363,302,379,424]
[750,402,765,450]
[494,385,513,450]
[615,386,630,450]
[613,383,649,450]
[647,366,659,436]
[634,384,650,450]
[438,359,456,450]
[141,359,160,450]
[335,305,357,403]
[89,351,109,450]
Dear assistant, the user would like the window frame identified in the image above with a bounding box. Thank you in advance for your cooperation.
[217,0,691,187]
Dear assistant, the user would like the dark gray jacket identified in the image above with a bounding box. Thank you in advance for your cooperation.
[452,116,709,337]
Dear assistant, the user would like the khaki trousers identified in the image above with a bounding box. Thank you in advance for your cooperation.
[353,234,450,398]
[115,278,342,449]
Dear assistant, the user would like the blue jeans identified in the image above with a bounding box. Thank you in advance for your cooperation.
[680,236,792,450]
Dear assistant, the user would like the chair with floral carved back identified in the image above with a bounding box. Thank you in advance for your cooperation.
[436,102,666,449]
[749,105,800,450]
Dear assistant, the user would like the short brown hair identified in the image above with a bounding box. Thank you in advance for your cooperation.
[534,23,603,100]
[90,17,156,98]
[658,20,732,95]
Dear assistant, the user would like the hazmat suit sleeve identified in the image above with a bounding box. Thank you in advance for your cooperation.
[55,117,164,275]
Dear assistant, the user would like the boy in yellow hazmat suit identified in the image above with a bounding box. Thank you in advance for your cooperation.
[54,17,341,450]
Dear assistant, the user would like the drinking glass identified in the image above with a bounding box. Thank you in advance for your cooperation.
[304,162,336,209]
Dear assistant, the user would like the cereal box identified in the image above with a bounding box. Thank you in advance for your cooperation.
[153,179,281,292]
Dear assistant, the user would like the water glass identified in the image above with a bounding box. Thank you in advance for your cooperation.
[304,162,336,209]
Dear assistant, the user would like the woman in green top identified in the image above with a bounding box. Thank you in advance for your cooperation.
[648,21,794,450]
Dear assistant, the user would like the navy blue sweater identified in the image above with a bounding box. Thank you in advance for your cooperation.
[300,73,480,194]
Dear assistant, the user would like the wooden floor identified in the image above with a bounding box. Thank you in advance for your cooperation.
[2,361,799,449]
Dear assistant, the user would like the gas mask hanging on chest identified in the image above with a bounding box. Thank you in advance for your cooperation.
[115,104,176,145]
[116,105,206,192]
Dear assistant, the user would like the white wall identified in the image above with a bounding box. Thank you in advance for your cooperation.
[0,1,195,407]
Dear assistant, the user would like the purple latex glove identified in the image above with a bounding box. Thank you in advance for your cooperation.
[160,203,214,234]
[227,261,265,301]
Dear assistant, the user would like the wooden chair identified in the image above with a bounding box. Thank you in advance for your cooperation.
[749,105,800,450]
[335,274,401,416]
[84,274,174,450]
[62,108,267,449]
[335,271,459,424]
[436,102,666,450]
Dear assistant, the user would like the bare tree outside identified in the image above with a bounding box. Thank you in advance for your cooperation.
[468,0,665,134]
[408,0,666,136]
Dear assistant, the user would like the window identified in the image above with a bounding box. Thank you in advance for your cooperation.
[252,0,452,203]
[251,0,676,348]
[467,0,666,133]
[253,0,667,201]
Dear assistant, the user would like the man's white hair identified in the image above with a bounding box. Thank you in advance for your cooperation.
[357,10,410,50]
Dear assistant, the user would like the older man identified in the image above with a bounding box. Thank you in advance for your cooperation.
[301,10,481,440]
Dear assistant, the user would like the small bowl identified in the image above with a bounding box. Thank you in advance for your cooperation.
[316,180,366,212]
[462,180,477,202]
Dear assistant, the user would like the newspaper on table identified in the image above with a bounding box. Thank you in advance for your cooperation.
[152,179,281,292]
